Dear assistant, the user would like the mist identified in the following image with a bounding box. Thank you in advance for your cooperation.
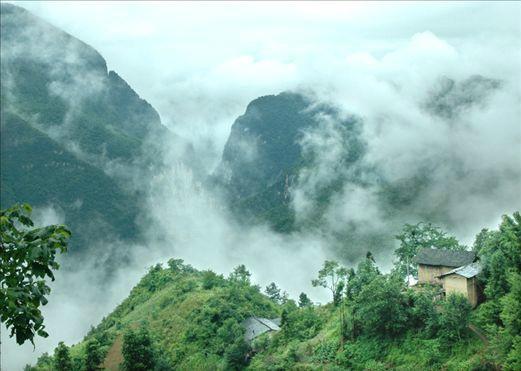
[2,1,521,370]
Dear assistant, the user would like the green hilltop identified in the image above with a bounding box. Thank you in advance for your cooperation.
[28,212,521,370]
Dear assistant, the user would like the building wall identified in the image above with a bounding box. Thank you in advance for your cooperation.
[443,274,467,296]
[466,277,478,308]
[441,275,479,308]
[418,265,454,284]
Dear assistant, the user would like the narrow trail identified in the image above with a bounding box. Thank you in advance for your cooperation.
[468,324,489,345]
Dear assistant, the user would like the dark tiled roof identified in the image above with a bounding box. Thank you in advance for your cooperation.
[414,248,476,267]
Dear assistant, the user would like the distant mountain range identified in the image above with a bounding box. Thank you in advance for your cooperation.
[1,3,504,264]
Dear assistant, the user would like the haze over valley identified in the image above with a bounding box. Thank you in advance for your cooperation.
[1,2,520,370]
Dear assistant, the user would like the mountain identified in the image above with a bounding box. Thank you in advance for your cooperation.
[215,77,503,260]
[0,3,168,257]
[215,92,365,233]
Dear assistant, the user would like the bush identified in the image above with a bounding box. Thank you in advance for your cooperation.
[353,276,410,338]
[122,327,155,371]
[438,294,472,345]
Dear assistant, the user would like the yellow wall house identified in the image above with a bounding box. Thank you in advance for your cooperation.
[415,248,476,284]
[414,248,481,307]
[438,263,482,308]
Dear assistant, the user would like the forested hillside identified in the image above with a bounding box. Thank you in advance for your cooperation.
[27,212,521,370]
[0,3,169,256]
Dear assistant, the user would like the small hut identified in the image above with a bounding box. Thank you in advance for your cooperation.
[438,262,481,308]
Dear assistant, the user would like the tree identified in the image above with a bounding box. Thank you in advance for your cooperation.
[54,341,73,371]
[85,338,103,371]
[122,327,156,371]
[312,260,348,305]
[201,270,225,290]
[394,222,463,280]
[410,289,440,337]
[438,294,471,344]
[353,275,410,338]
[225,338,250,370]
[229,265,251,285]
[501,271,521,339]
[312,260,348,347]
[167,258,184,272]
[0,203,71,345]
[265,282,282,303]
[345,256,380,301]
[298,292,312,307]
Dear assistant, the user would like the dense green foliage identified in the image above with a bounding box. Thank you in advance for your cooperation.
[0,203,70,345]
[472,212,521,369]
[121,328,156,371]
[27,213,519,370]
[84,339,103,371]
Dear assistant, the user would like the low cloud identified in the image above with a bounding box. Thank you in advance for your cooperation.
[3,2,520,370]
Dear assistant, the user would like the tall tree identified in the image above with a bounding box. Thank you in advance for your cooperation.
[53,341,73,371]
[312,260,348,305]
[298,292,312,307]
[312,260,348,347]
[0,203,70,345]
[85,338,103,371]
[229,264,251,285]
[265,282,282,303]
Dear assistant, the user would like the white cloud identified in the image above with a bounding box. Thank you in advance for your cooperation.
[3,1,520,369]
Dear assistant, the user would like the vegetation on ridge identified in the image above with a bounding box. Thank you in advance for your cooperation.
[25,212,521,370]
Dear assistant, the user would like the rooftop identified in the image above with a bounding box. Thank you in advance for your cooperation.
[439,262,482,279]
[414,248,476,267]
[242,317,281,342]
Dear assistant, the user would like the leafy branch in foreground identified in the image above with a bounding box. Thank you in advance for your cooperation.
[0,203,71,345]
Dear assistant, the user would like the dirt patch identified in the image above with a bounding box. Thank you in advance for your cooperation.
[102,335,124,371]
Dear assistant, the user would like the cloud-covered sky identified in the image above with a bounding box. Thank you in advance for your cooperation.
[11,1,521,170]
[3,1,520,369]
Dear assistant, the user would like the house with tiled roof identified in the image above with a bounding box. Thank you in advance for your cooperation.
[414,248,481,307]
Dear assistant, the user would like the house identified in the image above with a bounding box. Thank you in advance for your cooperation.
[242,317,281,342]
[414,248,476,284]
[438,262,481,308]
[414,248,481,308]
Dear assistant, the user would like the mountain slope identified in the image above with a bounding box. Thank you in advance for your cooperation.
[0,110,139,251]
[216,92,364,233]
[215,79,504,260]
[26,254,507,371]
[0,3,169,256]
[0,3,163,165]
